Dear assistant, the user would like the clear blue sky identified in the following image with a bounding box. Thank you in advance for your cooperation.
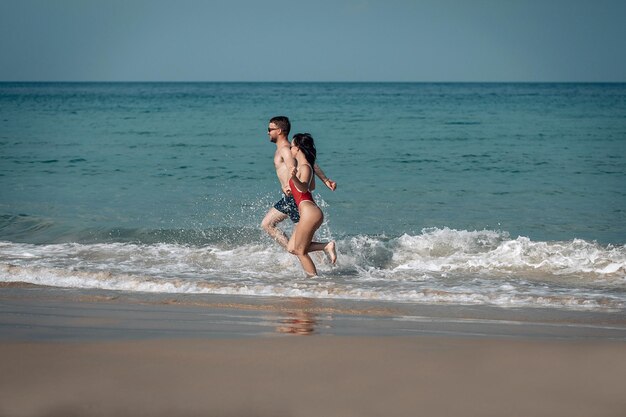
[1,0,625,82]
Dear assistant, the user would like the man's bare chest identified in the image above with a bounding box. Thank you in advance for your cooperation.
[273,152,285,169]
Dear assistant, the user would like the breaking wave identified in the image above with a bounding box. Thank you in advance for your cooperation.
[1,228,624,310]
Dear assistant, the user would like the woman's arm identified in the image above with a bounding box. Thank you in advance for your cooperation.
[290,164,313,193]
[313,163,337,191]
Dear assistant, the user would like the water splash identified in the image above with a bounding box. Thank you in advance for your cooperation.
[1,228,624,310]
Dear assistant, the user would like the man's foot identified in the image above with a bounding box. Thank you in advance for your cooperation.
[324,241,337,264]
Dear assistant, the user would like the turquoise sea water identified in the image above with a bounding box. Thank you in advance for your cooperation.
[1,83,625,310]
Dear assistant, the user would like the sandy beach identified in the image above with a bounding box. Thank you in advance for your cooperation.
[1,285,625,417]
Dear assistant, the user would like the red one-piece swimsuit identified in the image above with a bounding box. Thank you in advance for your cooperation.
[289,164,315,207]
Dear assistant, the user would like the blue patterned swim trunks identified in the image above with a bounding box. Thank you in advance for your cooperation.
[273,195,300,223]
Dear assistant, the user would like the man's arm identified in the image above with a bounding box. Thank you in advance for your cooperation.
[279,145,297,194]
[279,145,296,173]
[313,163,337,191]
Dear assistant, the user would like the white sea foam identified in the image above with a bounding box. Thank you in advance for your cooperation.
[1,228,625,310]
[389,228,626,278]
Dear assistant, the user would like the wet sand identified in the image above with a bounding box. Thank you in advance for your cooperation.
[1,285,625,417]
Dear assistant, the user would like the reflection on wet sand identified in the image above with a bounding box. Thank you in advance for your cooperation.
[275,298,318,335]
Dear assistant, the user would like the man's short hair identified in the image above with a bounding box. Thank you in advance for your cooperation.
[270,116,291,135]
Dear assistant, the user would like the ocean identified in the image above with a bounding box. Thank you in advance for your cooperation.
[1,82,625,311]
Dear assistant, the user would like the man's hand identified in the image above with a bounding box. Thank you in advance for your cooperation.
[282,184,292,195]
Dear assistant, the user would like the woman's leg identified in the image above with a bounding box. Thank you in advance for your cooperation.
[300,205,336,263]
[308,241,337,264]
[288,204,324,276]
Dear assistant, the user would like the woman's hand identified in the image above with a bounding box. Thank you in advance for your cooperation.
[324,179,337,191]
[290,166,298,178]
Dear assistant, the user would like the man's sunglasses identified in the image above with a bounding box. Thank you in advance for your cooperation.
[268,127,280,132]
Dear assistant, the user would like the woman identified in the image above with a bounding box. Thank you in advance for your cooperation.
[287,133,337,276]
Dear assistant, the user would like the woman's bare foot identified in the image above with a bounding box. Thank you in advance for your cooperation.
[324,241,337,264]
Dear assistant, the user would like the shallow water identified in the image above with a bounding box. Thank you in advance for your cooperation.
[1,82,625,310]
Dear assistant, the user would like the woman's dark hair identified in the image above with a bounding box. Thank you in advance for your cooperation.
[292,133,317,166]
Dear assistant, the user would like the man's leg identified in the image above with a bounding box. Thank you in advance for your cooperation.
[261,208,290,249]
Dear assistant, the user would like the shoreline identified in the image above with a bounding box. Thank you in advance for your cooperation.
[1,284,625,341]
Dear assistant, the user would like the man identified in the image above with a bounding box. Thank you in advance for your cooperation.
[261,116,337,250]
